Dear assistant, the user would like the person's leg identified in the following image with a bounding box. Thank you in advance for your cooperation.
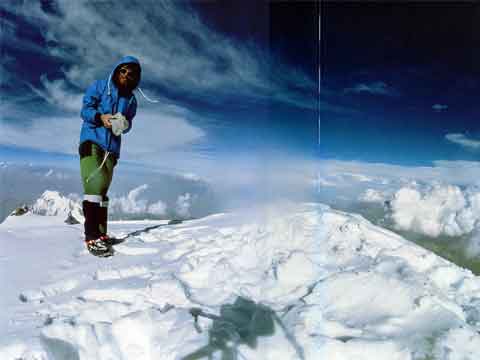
[97,153,116,237]
[79,141,116,241]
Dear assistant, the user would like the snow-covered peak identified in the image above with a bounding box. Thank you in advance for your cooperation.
[31,190,82,218]
[1,202,479,359]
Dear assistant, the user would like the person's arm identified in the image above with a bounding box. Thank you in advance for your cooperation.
[80,81,103,126]
[123,96,137,134]
[80,80,113,128]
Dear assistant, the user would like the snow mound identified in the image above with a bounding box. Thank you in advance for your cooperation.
[1,202,480,359]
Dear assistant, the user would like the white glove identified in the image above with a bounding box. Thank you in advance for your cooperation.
[110,112,129,136]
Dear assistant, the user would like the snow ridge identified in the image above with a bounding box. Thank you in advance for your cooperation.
[0,203,479,359]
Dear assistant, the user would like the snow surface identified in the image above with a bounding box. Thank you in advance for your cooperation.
[1,201,480,359]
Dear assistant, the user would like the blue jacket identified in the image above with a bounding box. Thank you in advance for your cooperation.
[80,56,140,158]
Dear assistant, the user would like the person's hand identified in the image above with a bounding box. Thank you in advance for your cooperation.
[100,114,112,128]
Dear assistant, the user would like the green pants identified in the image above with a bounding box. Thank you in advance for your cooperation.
[79,141,117,198]
[79,141,117,239]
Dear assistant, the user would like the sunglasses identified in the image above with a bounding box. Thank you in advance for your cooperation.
[118,67,139,80]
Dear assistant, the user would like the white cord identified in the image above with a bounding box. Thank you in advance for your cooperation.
[85,151,110,183]
[137,87,159,103]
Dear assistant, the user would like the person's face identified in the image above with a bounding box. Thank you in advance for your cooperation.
[115,64,140,90]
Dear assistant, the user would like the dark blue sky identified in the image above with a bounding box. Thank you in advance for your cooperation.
[320,2,480,166]
[0,0,318,169]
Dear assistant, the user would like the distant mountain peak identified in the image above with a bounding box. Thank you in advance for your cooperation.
[32,191,83,222]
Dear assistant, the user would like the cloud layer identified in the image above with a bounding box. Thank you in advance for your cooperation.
[0,107,205,162]
[317,159,480,257]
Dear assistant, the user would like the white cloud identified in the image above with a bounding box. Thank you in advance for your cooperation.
[317,159,480,242]
[341,172,374,182]
[0,103,205,158]
[359,189,386,203]
[315,174,336,187]
[315,159,480,222]
[175,193,194,218]
[180,173,202,182]
[343,81,398,96]
[110,184,167,216]
[388,184,480,237]
[316,159,480,255]
[30,76,83,112]
[318,159,480,189]
[110,184,149,214]
[123,107,205,156]
[1,0,316,183]
[432,104,448,112]
[147,200,168,216]
[445,133,480,150]
[5,0,314,110]
[0,115,79,154]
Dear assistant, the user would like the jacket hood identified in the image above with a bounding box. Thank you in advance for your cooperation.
[108,55,142,95]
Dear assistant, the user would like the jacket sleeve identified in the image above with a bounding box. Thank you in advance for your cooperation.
[80,80,102,126]
[123,96,137,134]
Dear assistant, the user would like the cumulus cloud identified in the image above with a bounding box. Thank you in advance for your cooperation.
[388,184,480,238]
[343,81,398,96]
[432,104,448,112]
[110,184,167,216]
[107,187,201,219]
[445,133,480,150]
[175,193,194,218]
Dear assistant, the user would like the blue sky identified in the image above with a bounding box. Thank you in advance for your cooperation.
[320,2,480,166]
[0,0,318,175]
